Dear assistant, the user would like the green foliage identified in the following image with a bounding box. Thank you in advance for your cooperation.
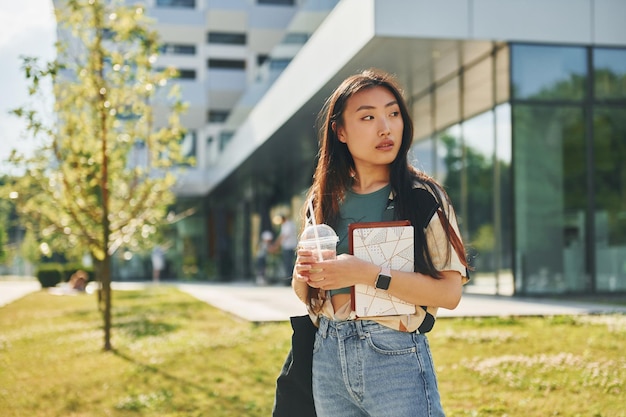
[35,263,64,287]
[34,262,94,287]
[5,0,190,263]
[3,0,193,349]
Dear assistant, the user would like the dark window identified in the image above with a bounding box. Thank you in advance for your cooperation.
[208,59,246,70]
[208,32,247,45]
[282,32,309,44]
[176,69,196,80]
[257,54,269,66]
[160,44,196,55]
[179,130,196,164]
[156,0,195,8]
[208,110,230,123]
[219,131,234,151]
[257,0,294,5]
[270,58,290,71]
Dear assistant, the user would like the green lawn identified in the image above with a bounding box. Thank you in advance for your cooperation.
[0,287,624,416]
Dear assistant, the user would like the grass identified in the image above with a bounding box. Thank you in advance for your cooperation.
[0,288,625,417]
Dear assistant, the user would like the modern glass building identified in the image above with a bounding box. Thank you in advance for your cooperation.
[197,0,626,296]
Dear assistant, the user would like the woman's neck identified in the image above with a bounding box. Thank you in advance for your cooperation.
[352,165,390,194]
[351,170,390,194]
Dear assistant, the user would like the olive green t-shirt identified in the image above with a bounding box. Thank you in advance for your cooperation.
[330,184,392,296]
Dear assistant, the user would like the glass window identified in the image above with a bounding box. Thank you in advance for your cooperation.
[409,137,435,176]
[257,0,295,5]
[463,57,493,119]
[156,0,195,8]
[257,54,269,66]
[282,33,309,44]
[208,59,246,70]
[495,103,513,292]
[412,93,432,140]
[160,44,196,55]
[219,131,234,151]
[436,124,462,202]
[176,69,196,80]
[208,110,230,123]
[180,130,196,165]
[463,112,495,274]
[270,58,291,71]
[208,32,247,45]
[513,104,587,294]
[435,76,460,131]
[594,48,626,100]
[511,44,587,101]
[593,107,626,291]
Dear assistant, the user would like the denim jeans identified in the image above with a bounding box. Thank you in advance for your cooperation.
[312,316,445,417]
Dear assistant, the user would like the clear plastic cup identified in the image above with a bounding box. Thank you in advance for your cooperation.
[298,224,338,269]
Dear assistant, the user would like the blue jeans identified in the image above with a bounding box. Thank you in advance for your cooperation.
[312,317,445,417]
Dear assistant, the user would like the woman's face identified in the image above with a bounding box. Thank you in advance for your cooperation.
[336,86,403,171]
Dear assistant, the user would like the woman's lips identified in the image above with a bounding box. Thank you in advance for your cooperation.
[376,140,394,150]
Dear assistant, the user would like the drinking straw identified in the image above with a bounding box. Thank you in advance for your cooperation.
[307,199,323,262]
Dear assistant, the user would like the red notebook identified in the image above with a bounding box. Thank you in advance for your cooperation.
[349,221,416,317]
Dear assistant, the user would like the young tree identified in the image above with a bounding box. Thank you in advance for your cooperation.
[6,0,190,351]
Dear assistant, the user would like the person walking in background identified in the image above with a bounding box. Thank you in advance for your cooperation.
[255,230,274,285]
[151,245,165,283]
[288,68,469,416]
[273,214,298,284]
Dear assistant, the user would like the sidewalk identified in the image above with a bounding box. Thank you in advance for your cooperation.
[0,279,41,308]
[176,282,626,323]
[2,279,625,322]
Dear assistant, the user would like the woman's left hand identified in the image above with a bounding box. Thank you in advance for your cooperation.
[306,254,378,290]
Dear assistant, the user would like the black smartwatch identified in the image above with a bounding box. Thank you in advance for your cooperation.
[375,266,392,290]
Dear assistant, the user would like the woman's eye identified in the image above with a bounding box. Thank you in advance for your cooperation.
[362,115,374,121]
[390,111,400,117]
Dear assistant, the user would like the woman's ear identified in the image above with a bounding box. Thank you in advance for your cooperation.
[332,121,346,143]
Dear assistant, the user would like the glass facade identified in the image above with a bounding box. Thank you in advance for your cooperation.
[593,107,626,291]
[410,42,626,295]
[511,44,626,294]
[410,44,513,295]
[513,104,588,293]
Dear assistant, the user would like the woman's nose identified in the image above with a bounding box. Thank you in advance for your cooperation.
[378,118,391,135]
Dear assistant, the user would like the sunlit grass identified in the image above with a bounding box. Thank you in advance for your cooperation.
[431,315,626,416]
[0,288,624,416]
[0,288,291,417]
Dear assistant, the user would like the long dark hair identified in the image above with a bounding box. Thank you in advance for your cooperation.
[304,68,459,280]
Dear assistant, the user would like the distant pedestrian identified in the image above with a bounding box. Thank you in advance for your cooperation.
[255,230,274,285]
[273,215,297,283]
[151,245,165,283]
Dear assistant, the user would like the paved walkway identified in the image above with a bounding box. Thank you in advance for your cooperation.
[3,279,625,323]
[176,282,626,322]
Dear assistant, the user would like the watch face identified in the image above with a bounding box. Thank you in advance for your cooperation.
[376,274,391,290]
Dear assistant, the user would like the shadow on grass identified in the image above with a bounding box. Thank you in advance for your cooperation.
[112,349,210,393]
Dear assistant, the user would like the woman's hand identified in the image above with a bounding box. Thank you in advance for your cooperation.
[294,250,378,290]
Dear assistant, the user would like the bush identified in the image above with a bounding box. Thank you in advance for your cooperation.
[36,264,63,288]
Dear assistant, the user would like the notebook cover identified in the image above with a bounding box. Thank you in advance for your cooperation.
[348,221,416,317]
